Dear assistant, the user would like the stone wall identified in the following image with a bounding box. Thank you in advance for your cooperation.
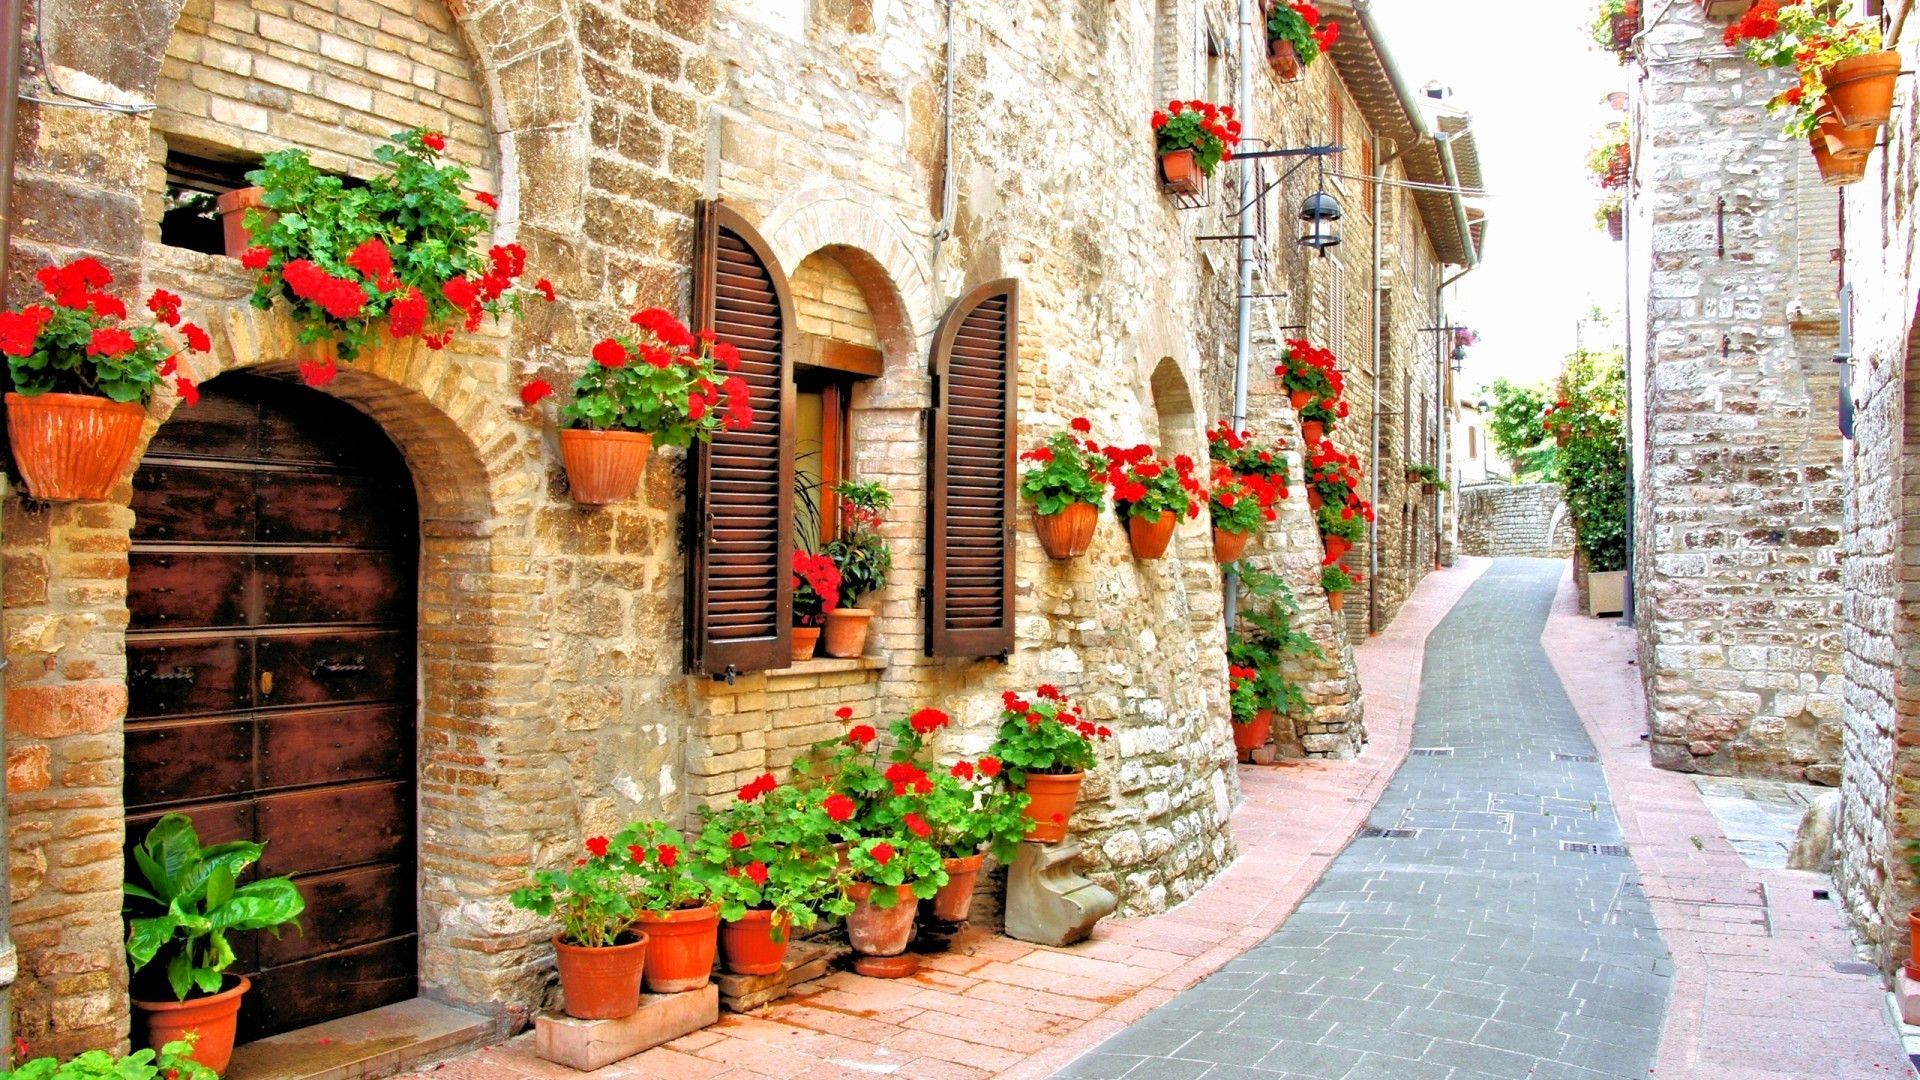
[1457,482,1572,559]
[1626,0,1845,787]
[0,0,1473,1052]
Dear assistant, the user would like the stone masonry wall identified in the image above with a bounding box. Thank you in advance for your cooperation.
[1457,482,1573,560]
[1627,0,1845,786]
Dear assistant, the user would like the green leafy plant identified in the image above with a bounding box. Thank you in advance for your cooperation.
[1304,440,1374,526]
[1595,192,1624,234]
[1482,377,1559,481]
[509,835,646,947]
[793,707,955,907]
[124,814,305,1002]
[823,480,892,606]
[1274,338,1343,405]
[1724,0,1882,137]
[1268,2,1340,66]
[1020,422,1110,514]
[1209,467,1272,536]
[1102,444,1203,522]
[885,707,1031,863]
[531,308,752,445]
[1556,348,1629,573]
[1315,503,1368,545]
[1300,392,1347,430]
[988,686,1111,782]
[1150,100,1241,177]
[1229,564,1321,719]
[243,130,538,379]
[1590,0,1635,52]
[692,778,850,935]
[1320,561,1361,595]
[1587,121,1629,190]
[1207,421,1287,483]
[613,821,719,913]
[8,1043,218,1080]
[1,259,209,403]
[1405,464,1448,491]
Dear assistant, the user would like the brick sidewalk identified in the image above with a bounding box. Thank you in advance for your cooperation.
[1541,567,1909,1079]
[400,562,1490,1080]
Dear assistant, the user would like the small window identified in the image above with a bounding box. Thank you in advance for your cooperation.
[795,372,855,552]
[160,149,259,256]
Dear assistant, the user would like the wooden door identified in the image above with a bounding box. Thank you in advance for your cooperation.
[125,373,418,1041]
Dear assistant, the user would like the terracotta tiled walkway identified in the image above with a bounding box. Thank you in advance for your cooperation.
[403,563,1487,1080]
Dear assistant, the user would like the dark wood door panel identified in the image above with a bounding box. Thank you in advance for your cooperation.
[128,553,250,630]
[241,936,416,1039]
[257,553,406,626]
[124,717,254,808]
[131,467,256,544]
[255,473,411,546]
[126,637,250,720]
[259,706,410,791]
[255,630,407,708]
[258,864,413,966]
[141,392,259,460]
[252,780,410,876]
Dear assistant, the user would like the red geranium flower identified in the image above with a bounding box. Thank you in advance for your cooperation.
[824,793,857,822]
[176,378,200,407]
[521,379,554,406]
[147,290,182,326]
[847,724,877,745]
[978,756,1002,777]
[629,844,647,863]
[951,760,975,780]
[475,191,499,210]
[241,246,272,270]
[657,844,679,868]
[592,339,628,368]
[534,278,556,302]
[181,323,211,352]
[730,831,749,849]
[585,836,610,858]
[904,813,932,839]
[1070,417,1092,433]
[421,131,447,151]
[836,706,854,720]
[870,842,895,865]
[745,861,769,886]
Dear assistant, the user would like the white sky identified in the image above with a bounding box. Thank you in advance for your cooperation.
[1366,0,1627,396]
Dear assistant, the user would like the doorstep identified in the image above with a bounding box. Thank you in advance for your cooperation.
[226,999,496,1080]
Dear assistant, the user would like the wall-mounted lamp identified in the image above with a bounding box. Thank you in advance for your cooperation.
[1300,190,1342,255]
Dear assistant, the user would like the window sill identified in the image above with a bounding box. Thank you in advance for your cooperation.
[764,655,888,678]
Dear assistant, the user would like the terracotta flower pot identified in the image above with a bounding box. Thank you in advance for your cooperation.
[1301,419,1325,446]
[1160,149,1202,195]
[1328,590,1347,614]
[133,975,249,1075]
[560,428,652,505]
[634,904,720,993]
[1035,501,1098,559]
[931,853,985,921]
[1824,50,1901,130]
[552,933,648,1020]
[792,625,821,663]
[823,607,872,658]
[1815,106,1877,161]
[721,909,791,976]
[1021,770,1085,844]
[1322,535,1352,565]
[1268,38,1301,81]
[216,186,271,259]
[1128,510,1177,559]
[1809,133,1869,188]
[1308,489,1323,511]
[1906,909,1920,980]
[1213,527,1252,564]
[1605,208,1624,242]
[1289,389,1313,411]
[6,392,147,502]
[1233,709,1272,757]
[845,882,918,956]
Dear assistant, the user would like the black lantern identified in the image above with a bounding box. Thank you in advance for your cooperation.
[1300,190,1342,254]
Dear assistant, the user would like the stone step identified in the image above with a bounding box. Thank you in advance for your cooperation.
[226,998,495,1080]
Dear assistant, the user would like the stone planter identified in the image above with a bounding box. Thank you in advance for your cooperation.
[6,392,147,502]
[134,975,249,1074]
[1587,570,1626,617]
[552,933,648,1020]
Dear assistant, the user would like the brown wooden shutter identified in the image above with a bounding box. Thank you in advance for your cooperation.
[687,200,795,677]
[927,279,1018,658]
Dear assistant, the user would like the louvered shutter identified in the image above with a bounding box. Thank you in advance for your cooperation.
[687,201,795,677]
[927,279,1017,658]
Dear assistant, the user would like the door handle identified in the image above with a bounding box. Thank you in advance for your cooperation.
[259,670,273,696]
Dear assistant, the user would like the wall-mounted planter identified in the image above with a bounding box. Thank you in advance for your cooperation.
[1809,133,1868,188]
[1301,419,1325,446]
[1034,502,1097,559]
[216,186,270,259]
[1328,589,1347,614]
[1268,39,1301,81]
[1127,510,1177,559]
[1160,150,1202,196]
[1824,51,1901,130]
[559,427,651,504]
[6,392,146,502]
[1815,106,1876,161]
[1605,208,1624,241]
[1213,526,1251,564]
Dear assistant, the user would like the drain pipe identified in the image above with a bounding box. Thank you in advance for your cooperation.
[1366,135,1403,635]
[1226,0,1255,633]
[0,0,21,304]
[932,0,956,244]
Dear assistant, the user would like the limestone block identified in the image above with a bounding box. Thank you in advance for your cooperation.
[1004,840,1116,948]
[533,985,719,1071]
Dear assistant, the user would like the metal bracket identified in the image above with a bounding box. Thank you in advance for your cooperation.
[711,664,739,686]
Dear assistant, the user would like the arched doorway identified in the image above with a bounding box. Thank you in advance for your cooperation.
[123,372,419,1040]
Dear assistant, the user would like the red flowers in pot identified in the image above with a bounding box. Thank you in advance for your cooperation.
[1102,443,1203,559]
[1,259,210,501]
[1266,2,1340,80]
[791,552,843,662]
[1152,100,1241,194]
[1021,418,1111,559]
[1305,438,1372,564]
[987,686,1111,844]
[693,775,851,977]
[1209,465,1280,564]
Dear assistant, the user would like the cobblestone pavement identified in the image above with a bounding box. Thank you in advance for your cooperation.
[1061,559,1673,1079]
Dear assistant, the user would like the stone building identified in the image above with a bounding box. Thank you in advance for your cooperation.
[0,0,1478,1058]
[1622,0,1846,785]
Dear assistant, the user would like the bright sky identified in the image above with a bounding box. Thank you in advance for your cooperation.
[1367,0,1626,397]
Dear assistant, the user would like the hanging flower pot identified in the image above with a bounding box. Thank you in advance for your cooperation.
[1160,149,1202,195]
[1323,534,1352,565]
[1824,51,1901,130]
[1308,488,1323,511]
[1605,208,1624,241]
[1269,38,1301,80]
[930,853,985,922]
[559,428,651,505]
[1809,133,1868,188]
[1020,770,1086,844]
[1128,511,1178,559]
[6,392,148,502]
[1213,527,1252,564]
[1034,501,1098,559]
[634,904,720,993]
[845,882,918,958]
[1289,389,1313,411]
[1608,4,1641,59]
[1301,419,1325,446]
[1233,709,1272,757]
[215,186,271,260]
[791,625,821,663]
[822,607,872,658]
[133,976,250,1074]
[1815,104,1877,161]
[720,910,790,977]
[1328,589,1347,614]
[552,933,648,1020]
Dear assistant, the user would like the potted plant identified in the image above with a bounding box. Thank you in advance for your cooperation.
[1321,561,1361,614]
[1591,0,1640,61]
[509,835,651,1019]
[1020,419,1110,559]
[791,552,841,662]
[239,129,538,385]
[1227,663,1276,758]
[123,815,305,1074]
[522,307,752,505]
[1151,100,1240,196]
[887,709,1031,922]
[1304,439,1364,515]
[1,260,209,501]
[1265,2,1340,80]
[10,1042,219,1080]
[693,776,850,976]
[1208,466,1273,564]
[1274,338,1343,416]
[1227,564,1320,758]
[615,821,721,993]
[1298,393,1347,447]
[1587,122,1630,191]
[1726,1,1895,136]
[822,479,892,657]
[1102,444,1202,559]
[1543,398,1575,446]
[1315,502,1369,566]
[988,686,1111,844]
[1405,463,1448,495]
[1206,421,1289,493]
[1596,193,1625,241]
